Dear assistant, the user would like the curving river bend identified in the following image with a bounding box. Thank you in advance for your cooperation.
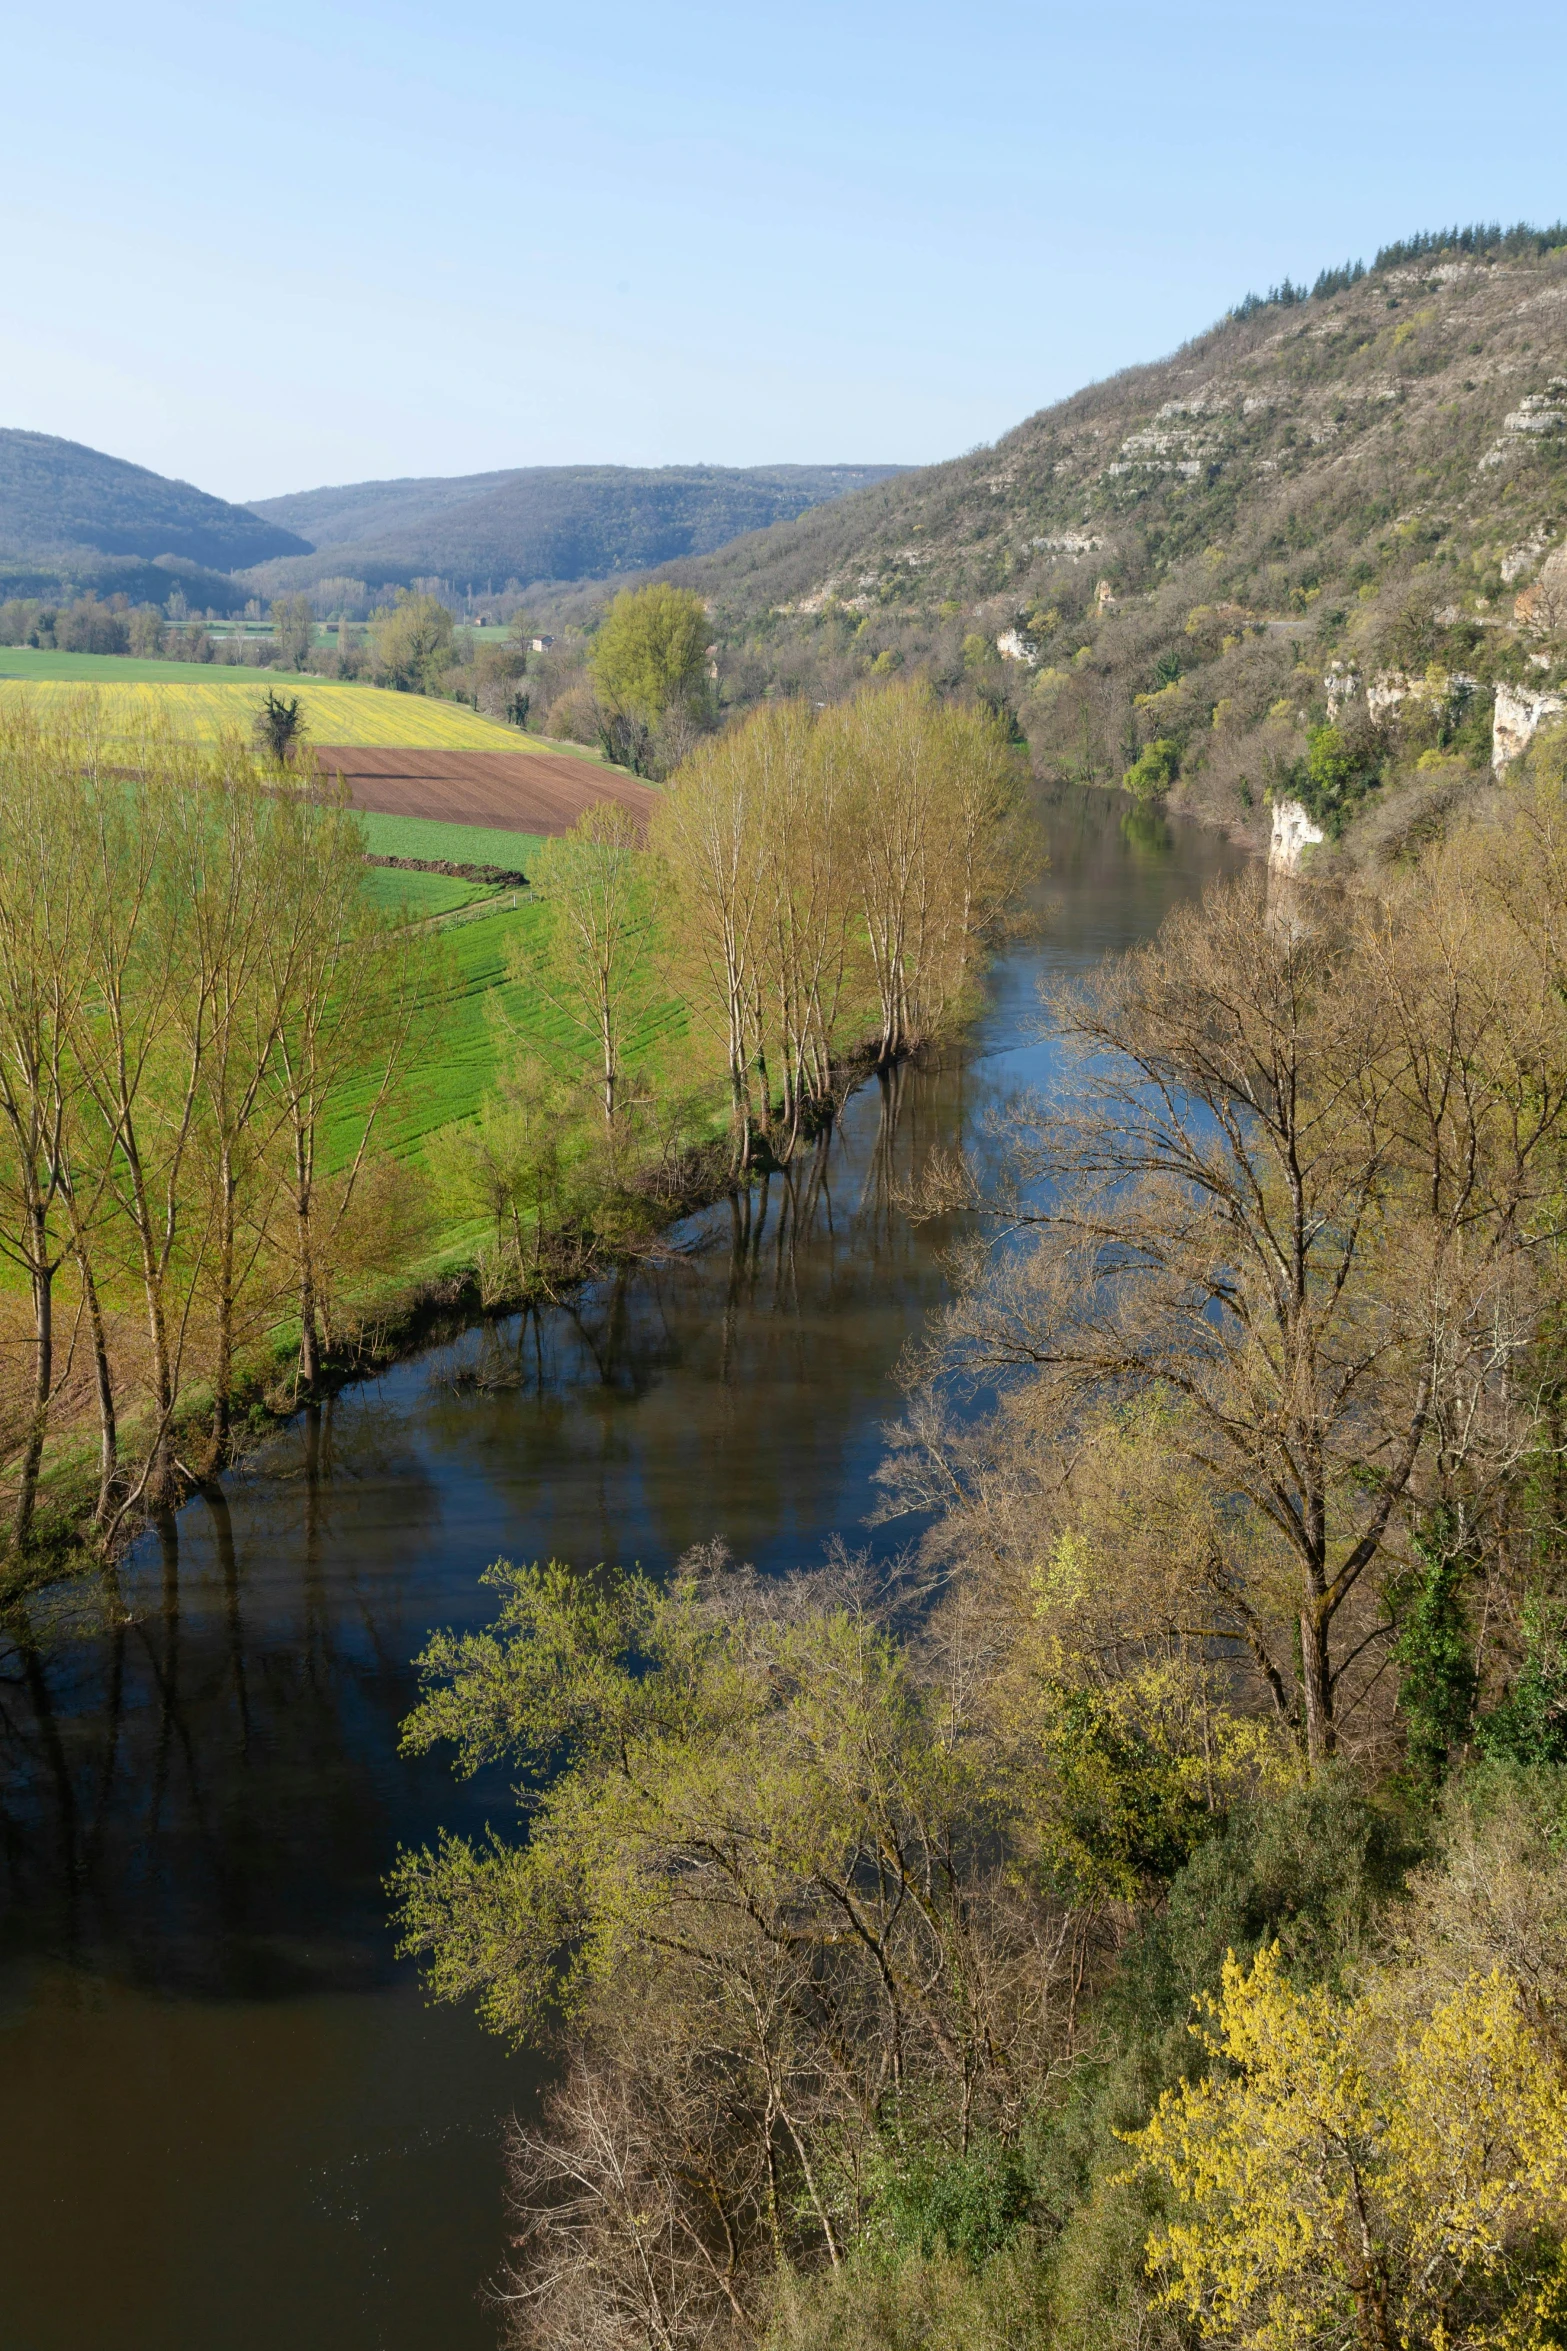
[0,791,1244,2351]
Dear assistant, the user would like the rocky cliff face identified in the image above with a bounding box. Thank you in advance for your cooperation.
[1269,798,1326,874]
[1494,681,1567,767]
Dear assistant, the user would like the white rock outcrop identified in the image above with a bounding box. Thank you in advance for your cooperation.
[1031,531,1103,556]
[995,627,1038,665]
[1493,682,1566,769]
[1269,798,1325,874]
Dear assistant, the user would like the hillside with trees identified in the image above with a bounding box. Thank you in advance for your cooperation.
[652,224,1567,858]
[0,428,310,576]
[241,463,907,601]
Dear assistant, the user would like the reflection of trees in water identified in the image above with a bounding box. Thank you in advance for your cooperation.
[0,1413,462,1997]
[459,1050,974,1416]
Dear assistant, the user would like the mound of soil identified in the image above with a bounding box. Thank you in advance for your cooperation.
[312,744,657,835]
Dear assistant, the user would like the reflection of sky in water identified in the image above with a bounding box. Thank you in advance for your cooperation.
[0,792,1245,2351]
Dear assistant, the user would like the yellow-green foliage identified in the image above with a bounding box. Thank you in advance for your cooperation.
[0,675,533,750]
[1124,1942,1567,2351]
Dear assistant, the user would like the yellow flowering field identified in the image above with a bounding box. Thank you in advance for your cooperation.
[0,674,532,751]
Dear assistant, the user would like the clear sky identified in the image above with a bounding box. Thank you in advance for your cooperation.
[5,0,1566,502]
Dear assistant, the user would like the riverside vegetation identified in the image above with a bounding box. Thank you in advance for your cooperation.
[395,745,1567,2351]
[0,674,1026,1573]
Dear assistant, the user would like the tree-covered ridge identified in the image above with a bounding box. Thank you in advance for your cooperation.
[240,464,909,599]
[0,429,310,571]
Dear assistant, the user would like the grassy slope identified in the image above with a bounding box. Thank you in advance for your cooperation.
[360,867,491,917]
[358,811,546,864]
[0,647,307,683]
[330,897,692,1179]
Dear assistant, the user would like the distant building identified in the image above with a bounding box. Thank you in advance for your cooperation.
[530,635,555,653]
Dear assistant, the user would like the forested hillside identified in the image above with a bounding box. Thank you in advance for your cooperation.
[0,429,310,570]
[242,463,906,599]
[664,225,1567,853]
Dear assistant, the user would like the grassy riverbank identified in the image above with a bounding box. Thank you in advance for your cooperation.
[0,867,708,1590]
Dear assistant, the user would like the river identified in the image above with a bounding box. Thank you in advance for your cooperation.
[0,790,1244,2351]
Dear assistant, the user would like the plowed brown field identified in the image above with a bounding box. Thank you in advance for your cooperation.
[312,745,658,835]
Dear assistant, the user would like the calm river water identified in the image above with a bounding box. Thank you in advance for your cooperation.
[0,791,1243,2351]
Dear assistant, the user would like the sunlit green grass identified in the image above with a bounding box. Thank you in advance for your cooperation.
[0,646,291,683]
[360,867,490,918]
[356,811,544,868]
[329,900,692,1176]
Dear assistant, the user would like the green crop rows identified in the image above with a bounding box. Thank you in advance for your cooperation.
[356,811,545,869]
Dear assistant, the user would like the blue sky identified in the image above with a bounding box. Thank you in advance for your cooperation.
[5,0,1566,500]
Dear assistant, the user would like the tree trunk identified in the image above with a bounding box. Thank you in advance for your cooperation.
[209,1154,236,1471]
[76,1246,117,1525]
[1300,1604,1335,1764]
[297,1205,320,1390]
[14,1236,53,1549]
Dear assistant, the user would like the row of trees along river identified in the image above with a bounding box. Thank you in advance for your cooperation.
[0,680,1028,1567]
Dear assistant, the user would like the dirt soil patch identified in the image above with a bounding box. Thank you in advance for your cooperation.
[312,745,658,835]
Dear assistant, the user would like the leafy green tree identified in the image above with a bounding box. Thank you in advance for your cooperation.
[528,799,651,1127]
[432,1053,567,1293]
[56,596,127,655]
[472,638,528,722]
[1122,738,1180,801]
[269,592,315,672]
[1391,1515,1479,1794]
[369,592,454,694]
[1476,1601,1567,1767]
[589,583,709,742]
[1289,716,1386,832]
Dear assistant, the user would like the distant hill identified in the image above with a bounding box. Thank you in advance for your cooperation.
[0,430,312,573]
[655,223,1567,853]
[240,464,908,597]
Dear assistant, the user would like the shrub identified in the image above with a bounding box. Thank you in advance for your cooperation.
[1122,739,1180,801]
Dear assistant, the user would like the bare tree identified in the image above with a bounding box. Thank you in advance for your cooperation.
[528,801,653,1128]
[0,708,94,1541]
[268,788,421,1389]
[907,840,1567,1763]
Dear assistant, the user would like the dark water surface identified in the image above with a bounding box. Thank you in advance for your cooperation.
[0,793,1244,2351]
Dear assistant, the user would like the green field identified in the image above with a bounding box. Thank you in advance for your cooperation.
[360,867,492,918]
[0,646,312,684]
[342,900,690,1172]
[356,811,545,867]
